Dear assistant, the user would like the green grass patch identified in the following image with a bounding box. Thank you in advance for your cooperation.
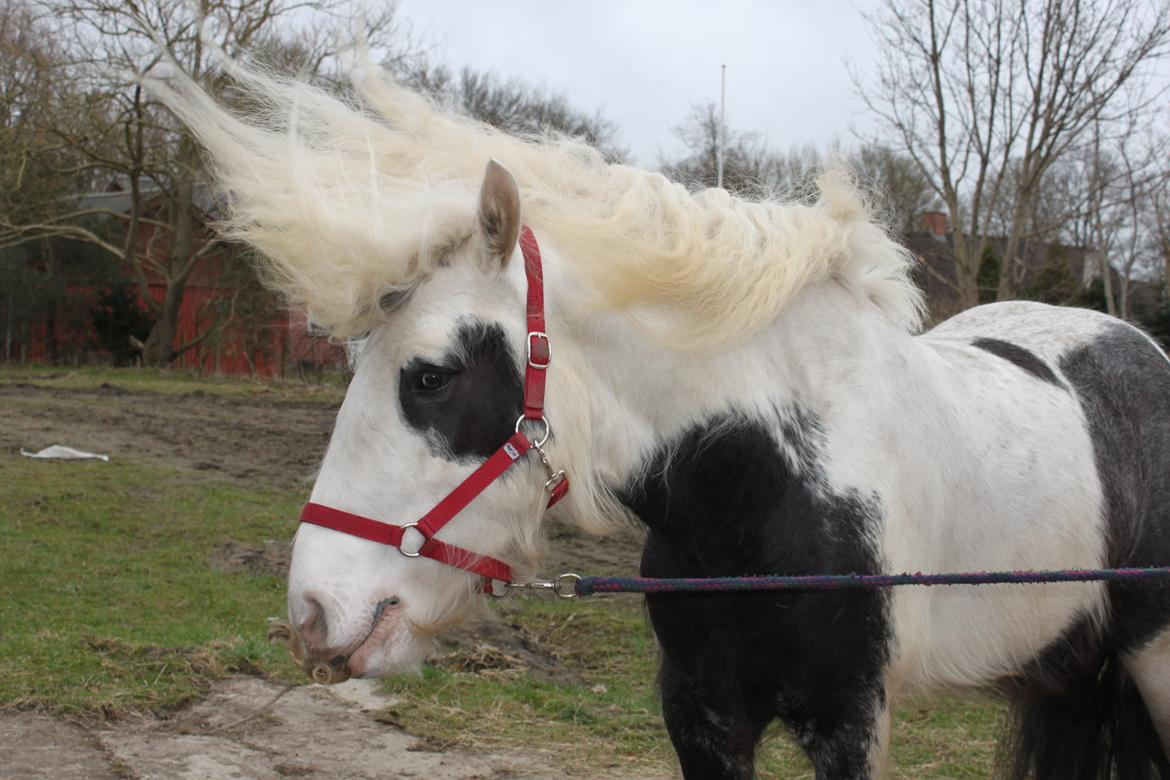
[0,364,347,404]
[381,595,1004,778]
[380,597,675,773]
[0,454,302,718]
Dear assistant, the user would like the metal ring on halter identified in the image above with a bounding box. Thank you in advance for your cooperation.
[514,415,551,448]
[397,522,424,557]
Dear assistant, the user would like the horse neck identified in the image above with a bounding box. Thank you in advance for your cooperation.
[563,280,918,485]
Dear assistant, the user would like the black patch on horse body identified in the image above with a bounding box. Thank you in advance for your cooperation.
[999,323,1170,778]
[398,321,521,460]
[619,411,890,778]
[1059,324,1170,649]
[971,337,1064,387]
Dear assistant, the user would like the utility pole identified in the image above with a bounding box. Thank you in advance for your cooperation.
[717,64,726,189]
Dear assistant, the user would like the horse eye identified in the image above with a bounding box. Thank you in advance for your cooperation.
[417,370,452,392]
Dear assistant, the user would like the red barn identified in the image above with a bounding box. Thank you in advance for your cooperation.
[18,181,346,376]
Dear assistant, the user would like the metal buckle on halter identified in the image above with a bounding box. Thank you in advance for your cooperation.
[529,438,564,490]
[544,470,567,493]
[398,522,426,558]
[527,331,551,369]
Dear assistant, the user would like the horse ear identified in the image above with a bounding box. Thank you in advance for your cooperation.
[478,159,521,268]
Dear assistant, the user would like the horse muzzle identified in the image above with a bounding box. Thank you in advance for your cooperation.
[277,593,408,683]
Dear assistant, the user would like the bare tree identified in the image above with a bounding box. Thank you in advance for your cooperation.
[0,0,402,367]
[1032,115,1170,318]
[854,144,941,232]
[1155,176,1170,303]
[0,1,82,232]
[1088,135,1167,320]
[660,106,937,237]
[858,0,1170,310]
[660,102,778,195]
[397,62,625,161]
[0,1,85,361]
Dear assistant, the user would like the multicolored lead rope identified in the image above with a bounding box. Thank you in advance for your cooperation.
[566,567,1170,598]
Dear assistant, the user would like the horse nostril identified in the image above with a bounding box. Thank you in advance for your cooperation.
[298,595,329,651]
[375,596,401,616]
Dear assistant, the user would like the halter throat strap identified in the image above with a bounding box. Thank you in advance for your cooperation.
[299,226,568,591]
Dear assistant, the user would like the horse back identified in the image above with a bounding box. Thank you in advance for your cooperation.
[925,300,1170,653]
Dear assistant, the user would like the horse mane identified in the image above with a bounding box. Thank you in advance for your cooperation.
[147,58,924,345]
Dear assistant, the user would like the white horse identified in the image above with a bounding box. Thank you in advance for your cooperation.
[151,59,1170,779]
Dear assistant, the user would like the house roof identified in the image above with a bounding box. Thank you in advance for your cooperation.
[900,227,1102,319]
[75,179,222,218]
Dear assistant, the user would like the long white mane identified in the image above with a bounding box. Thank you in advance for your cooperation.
[148,58,924,346]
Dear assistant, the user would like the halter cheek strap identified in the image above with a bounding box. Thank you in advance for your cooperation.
[299,226,568,591]
[521,226,550,421]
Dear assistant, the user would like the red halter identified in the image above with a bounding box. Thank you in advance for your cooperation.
[299,226,569,592]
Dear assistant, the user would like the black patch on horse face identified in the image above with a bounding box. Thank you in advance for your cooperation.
[398,321,522,460]
[619,410,890,777]
[1058,324,1170,650]
[972,337,1064,387]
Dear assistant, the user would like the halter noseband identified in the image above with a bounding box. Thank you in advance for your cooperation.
[298,226,569,593]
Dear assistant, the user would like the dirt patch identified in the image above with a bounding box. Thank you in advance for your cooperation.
[0,384,337,489]
[115,677,549,779]
[435,610,579,686]
[542,518,645,575]
[0,714,122,779]
[0,676,669,779]
[209,539,292,578]
[98,676,558,779]
[1,676,670,779]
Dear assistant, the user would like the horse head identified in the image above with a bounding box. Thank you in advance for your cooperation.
[287,160,572,680]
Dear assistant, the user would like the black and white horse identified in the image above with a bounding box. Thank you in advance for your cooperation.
[152,60,1170,778]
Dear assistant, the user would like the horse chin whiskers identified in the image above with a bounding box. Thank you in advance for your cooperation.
[267,620,306,665]
[408,616,461,641]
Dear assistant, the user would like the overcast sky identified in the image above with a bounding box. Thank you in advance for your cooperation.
[396,0,882,166]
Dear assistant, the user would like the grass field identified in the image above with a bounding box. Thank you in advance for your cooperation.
[0,367,1006,777]
[0,456,303,717]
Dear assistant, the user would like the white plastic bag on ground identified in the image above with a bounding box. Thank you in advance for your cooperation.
[20,445,110,462]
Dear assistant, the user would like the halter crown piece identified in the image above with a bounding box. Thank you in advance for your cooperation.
[299,226,569,593]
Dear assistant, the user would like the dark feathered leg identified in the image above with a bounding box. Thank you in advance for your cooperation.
[659,655,769,780]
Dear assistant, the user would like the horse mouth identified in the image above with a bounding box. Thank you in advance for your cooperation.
[332,597,404,680]
[270,597,402,684]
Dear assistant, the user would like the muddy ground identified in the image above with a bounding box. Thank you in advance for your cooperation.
[0,382,653,780]
[0,382,337,489]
